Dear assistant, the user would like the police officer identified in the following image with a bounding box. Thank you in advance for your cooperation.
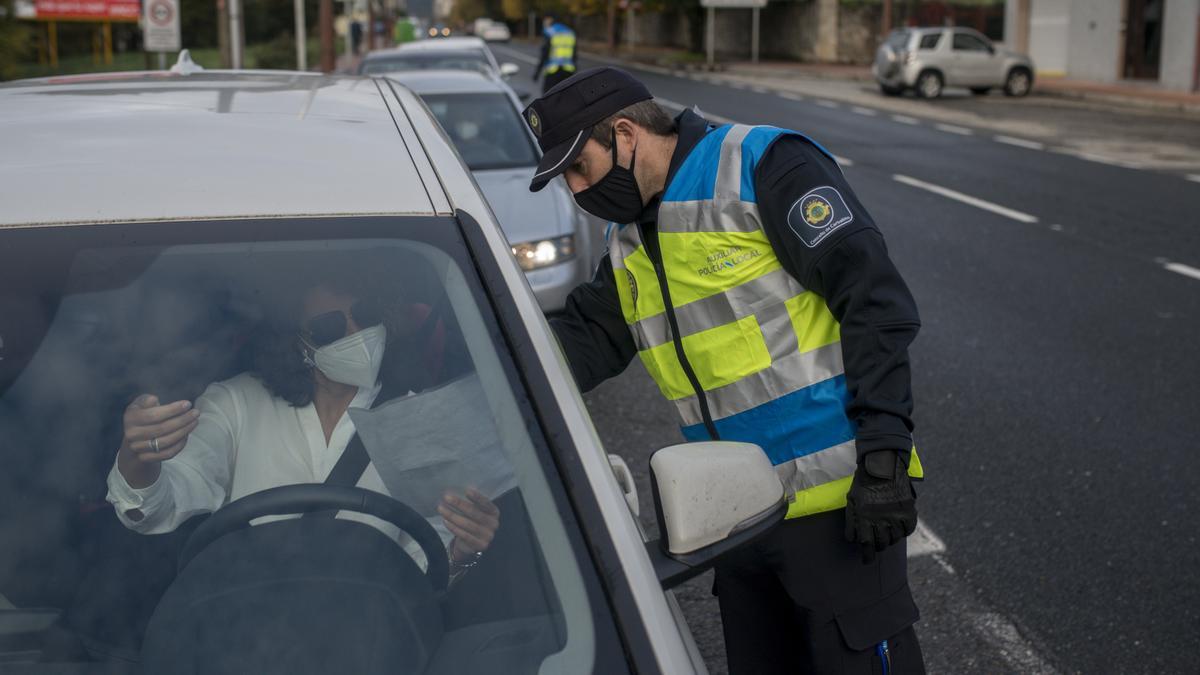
[523,67,926,673]
[532,15,576,94]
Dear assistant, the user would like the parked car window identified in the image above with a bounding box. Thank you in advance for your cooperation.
[360,51,492,75]
[951,32,991,52]
[0,217,616,672]
[422,93,539,171]
[885,30,909,49]
[918,32,942,50]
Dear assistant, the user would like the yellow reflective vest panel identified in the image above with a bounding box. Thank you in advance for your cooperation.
[545,24,576,74]
[607,124,922,519]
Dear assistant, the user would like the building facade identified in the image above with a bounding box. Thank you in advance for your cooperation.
[1004,0,1199,91]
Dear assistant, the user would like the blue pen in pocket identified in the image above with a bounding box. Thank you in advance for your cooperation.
[876,639,891,675]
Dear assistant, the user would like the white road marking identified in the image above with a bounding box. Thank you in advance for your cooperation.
[654,97,738,126]
[968,610,1061,674]
[1052,148,1143,169]
[936,123,973,136]
[1164,261,1200,281]
[833,155,854,167]
[907,521,946,558]
[994,135,1045,151]
[730,82,748,90]
[891,114,920,125]
[750,85,770,94]
[851,106,878,116]
[893,174,1039,223]
[816,99,839,108]
[1186,174,1200,184]
[779,92,805,101]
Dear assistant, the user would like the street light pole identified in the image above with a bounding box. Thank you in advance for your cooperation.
[295,0,308,71]
[229,0,243,69]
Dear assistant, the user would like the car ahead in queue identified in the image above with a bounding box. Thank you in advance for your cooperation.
[381,69,598,313]
[873,26,1035,99]
[359,36,520,81]
[0,70,789,674]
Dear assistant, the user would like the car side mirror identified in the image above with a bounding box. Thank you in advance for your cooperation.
[644,441,786,589]
[500,62,520,78]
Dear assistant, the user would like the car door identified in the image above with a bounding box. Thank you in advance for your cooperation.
[949,30,995,86]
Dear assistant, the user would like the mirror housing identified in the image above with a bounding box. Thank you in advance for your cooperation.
[645,442,786,588]
[499,62,520,78]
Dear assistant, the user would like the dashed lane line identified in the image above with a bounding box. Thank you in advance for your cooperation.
[893,174,1039,223]
[994,135,1046,151]
[750,85,771,94]
[1164,261,1200,281]
[935,123,974,136]
[815,99,840,109]
[779,92,805,101]
[1052,148,1143,169]
[850,106,878,116]
[891,114,920,125]
[1186,174,1200,184]
[907,521,946,558]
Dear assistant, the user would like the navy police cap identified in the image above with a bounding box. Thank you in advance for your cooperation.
[523,67,652,192]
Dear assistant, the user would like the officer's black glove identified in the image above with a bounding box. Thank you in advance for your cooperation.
[844,449,917,564]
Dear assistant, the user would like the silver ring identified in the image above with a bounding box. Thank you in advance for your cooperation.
[149,437,160,453]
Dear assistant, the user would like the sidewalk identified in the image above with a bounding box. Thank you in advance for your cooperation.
[578,40,1200,116]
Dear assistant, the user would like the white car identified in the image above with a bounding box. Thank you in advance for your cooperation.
[477,21,511,43]
[0,66,788,674]
[382,69,599,312]
[873,27,1035,99]
[361,36,519,79]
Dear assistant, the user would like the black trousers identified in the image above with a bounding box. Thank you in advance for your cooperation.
[542,69,574,94]
[714,510,925,674]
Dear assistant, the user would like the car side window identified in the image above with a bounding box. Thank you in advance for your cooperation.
[952,32,990,52]
[918,33,941,50]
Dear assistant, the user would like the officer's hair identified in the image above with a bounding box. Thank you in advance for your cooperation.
[590,100,676,148]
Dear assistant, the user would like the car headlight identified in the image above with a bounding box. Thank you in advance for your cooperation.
[428,27,437,37]
[512,236,575,271]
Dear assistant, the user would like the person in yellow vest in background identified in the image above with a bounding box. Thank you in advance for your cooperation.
[532,14,576,94]
[523,67,927,673]
[392,15,416,45]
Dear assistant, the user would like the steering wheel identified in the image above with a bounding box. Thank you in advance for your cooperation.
[178,485,449,591]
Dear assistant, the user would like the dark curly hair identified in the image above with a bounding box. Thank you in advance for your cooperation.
[248,268,424,408]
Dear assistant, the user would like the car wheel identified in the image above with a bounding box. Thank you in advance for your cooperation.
[1004,67,1032,97]
[970,87,991,95]
[916,70,943,99]
[879,82,904,97]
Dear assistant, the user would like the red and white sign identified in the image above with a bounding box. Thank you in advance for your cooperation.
[143,0,181,52]
[33,0,141,22]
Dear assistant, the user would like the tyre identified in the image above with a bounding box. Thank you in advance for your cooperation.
[970,87,991,95]
[879,82,904,97]
[916,70,943,99]
[1004,67,1032,97]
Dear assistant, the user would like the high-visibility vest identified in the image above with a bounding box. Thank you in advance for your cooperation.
[544,24,576,74]
[607,124,923,519]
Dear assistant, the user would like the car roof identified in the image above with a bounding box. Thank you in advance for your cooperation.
[0,71,438,227]
[380,69,509,96]
[397,37,489,53]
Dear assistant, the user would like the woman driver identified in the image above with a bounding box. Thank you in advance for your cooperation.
[105,278,500,577]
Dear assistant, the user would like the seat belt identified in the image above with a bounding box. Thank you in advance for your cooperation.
[305,434,371,520]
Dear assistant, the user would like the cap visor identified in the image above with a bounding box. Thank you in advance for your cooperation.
[528,128,590,192]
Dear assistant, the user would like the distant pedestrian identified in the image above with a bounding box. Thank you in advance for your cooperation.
[532,15,576,94]
[523,67,927,673]
[350,21,363,56]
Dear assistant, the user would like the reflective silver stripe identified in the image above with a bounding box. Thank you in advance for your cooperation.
[656,200,763,234]
[775,440,857,495]
[715,124,752,202]
[627,268,806,350]
[674,341,845,426]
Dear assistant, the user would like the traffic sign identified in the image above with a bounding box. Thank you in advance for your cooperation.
[143,0,180,52]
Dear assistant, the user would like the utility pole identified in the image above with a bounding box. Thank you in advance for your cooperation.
[295,0,308,71]
[217,0,230,68]
[320,0,335,72]
[606,0,616,53]
[229,0,244,69]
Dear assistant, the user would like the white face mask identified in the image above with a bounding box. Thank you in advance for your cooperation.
[308,324,387,389]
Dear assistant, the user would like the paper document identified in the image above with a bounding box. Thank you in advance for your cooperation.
[349,374,517,518]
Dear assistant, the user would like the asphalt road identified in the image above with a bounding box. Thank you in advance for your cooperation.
[490,43,1200,674]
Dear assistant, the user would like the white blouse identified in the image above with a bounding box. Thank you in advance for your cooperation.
[106,372,451,569]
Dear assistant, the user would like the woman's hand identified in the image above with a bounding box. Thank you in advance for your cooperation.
[116,394,200,489]
[438,488,500,561]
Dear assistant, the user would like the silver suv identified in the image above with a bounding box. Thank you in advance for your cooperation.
[873,27,1035,99]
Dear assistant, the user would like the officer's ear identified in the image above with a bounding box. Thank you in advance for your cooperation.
[611,118,639,159]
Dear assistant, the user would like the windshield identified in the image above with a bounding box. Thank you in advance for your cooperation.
[0,216,625,674]
[422,93,539,171]
[361,51,492,75]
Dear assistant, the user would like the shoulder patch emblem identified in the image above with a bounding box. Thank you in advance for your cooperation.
[786,186,854,248]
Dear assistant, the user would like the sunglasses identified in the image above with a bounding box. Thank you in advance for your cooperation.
[301,299,383,347]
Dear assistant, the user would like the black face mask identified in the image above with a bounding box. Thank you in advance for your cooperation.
[573,131,644,224]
